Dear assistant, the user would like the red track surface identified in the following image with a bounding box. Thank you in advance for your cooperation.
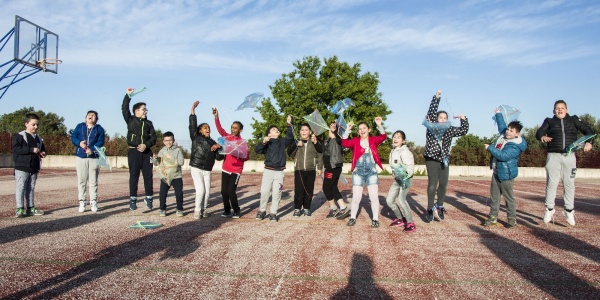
[0,168,598,299]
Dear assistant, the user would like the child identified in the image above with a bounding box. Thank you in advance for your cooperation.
[190,101,224,219]
[154,132,185,217]
[213,107,249,218]
[483,108,527,228]
[423,89,469,222]
[255,115,294,222]
[122,88,157,210]
[341,117,386,228]
[323,121,349,219]
[536,100,594,226]
[385,130,416,233]
[12,113,46,217]
[71,110,105,213]
[287,123,323,217]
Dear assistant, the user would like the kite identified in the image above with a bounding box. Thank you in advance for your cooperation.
[235,92,264,111]
[329,98,355,115]
[303,109,329,136]
[217,137,249,159]
[336,115,348,137]
[390,163,411,189]
[156,153,180,185]
[493,105,521,125]
[94,146,111,170]
[128,87,147,98]
[422,118,453,167]
[129,221,163,229]
[565,134,596,155]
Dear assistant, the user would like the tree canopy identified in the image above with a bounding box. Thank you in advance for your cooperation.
[250,56,391,139]
[0,107,68,135]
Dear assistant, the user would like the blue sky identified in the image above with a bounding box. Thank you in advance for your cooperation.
[1,0,599,149]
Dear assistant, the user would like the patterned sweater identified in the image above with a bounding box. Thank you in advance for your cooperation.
[423,95,469,163]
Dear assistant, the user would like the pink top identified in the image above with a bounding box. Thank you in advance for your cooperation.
[342,133,387,171]
[215,118,248,174]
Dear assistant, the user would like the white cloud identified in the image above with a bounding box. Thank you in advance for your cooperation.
[2,0,599,71]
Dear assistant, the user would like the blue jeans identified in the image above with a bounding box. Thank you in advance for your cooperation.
[352,153,378,186]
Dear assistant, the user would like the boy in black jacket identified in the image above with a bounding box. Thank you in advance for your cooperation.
[12,113,46,217]
[122,88,157,210]
[536,100,594,226]
[254,115,294,222]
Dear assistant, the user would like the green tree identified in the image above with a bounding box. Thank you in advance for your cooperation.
[251,56,391,139]
[0,107,68,135]
[454,133,487,148]
[521,125,544,149]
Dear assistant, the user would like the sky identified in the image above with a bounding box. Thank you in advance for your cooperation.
[1,0,599,150]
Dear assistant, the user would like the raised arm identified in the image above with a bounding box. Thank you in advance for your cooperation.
[189,101,200,140]
[121,88,133,122]
[213,107,230,137]
[426,90,442,122]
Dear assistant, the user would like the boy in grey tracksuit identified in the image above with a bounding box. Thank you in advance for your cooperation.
[536,100,594,226]
[254,115,294,222]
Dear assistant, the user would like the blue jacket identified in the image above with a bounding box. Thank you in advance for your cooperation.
[71,122,105,158]
[487,113,527,181]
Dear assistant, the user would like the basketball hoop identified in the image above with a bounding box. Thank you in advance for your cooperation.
[36,58,62,72]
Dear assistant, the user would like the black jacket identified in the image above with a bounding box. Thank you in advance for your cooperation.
[13,131,45,173]
[255,125,294,171]
[121,95,156,149]
[536,114,594,153]
[189,114,224,171]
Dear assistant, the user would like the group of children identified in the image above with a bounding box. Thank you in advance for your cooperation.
[13,89,595,230]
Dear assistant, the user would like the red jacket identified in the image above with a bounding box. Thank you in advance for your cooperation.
[342,133,387,171]
[215,118,248,174]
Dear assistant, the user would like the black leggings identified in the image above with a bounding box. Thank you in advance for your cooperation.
[322,167,342,201]
[294,170,316,210]
[426,160,449,209]
[221,172,240,213]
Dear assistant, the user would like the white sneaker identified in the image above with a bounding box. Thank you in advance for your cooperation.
[543,207,555,224]
[90,201,98,212]
[563,210,575,226]
[78,201,86,213]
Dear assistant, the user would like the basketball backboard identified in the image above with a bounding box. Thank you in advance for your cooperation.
[14,15,59,73]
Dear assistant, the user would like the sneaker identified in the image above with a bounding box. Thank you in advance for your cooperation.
[90,201,98,212]
[347,218,356,226]
[202,211,210,218]
[130,198,137,211]
[269,213,279,222]
[144,197,153,209]
[256,211,266,220]
[326,209,337,218]
[425,209,434,223]
[543,207,555,224]
[335,208,351,220]
[293,209,302,217]
[433,205,443,221]
[390,218,407,227]
[78,200,86,213]
[221,211,232,218]
[159,210,167,217]
[507,217,517,228]
[438,207,446,220]
[28,207,44,216]
[15,208,24,218]
[232,212,240,219]
[404,222,416,233]
[304,209,312,217]
[176,210,184,217]
[563,210,575,226]
[484,216,498,227]
[371,220,380,228]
